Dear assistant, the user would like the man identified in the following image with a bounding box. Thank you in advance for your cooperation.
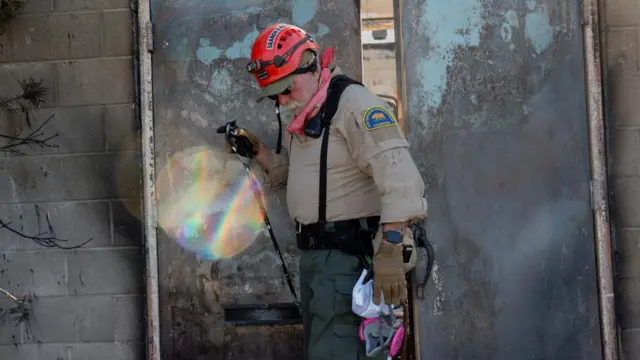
[220,23,427,359]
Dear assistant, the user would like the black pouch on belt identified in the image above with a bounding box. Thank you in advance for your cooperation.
[296,217,379,257]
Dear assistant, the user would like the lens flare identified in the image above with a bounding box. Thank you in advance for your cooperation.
[156,146,265,260]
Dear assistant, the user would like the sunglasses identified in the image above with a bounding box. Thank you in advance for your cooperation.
[268,86,292,101]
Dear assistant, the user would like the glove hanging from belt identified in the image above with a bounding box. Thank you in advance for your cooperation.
[372,230,408,305]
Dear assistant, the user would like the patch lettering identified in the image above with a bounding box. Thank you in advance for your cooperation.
[362,106,397,131]
[266,24,286,50]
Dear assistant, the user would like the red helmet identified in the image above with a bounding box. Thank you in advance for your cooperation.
[246,23,320,88]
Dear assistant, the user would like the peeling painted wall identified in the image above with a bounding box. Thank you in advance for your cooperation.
[398,0,603,358]
[149,1,361,359]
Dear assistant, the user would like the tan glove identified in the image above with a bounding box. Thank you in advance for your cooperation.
[372,235,407,305]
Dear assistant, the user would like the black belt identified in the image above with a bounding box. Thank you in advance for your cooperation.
[295,216,380,254]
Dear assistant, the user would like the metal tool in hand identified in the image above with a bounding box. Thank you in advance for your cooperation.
[216,120,300,309]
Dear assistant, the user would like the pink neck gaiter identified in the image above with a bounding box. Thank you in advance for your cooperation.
[286,48,335,135]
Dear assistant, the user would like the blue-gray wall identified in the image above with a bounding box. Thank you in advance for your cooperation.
[397,0,603,358]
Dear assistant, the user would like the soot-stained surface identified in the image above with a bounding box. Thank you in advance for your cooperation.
[398,0,603,358]
[150,1,362,359]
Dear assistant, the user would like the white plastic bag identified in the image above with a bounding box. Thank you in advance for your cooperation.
[352,268,383,318]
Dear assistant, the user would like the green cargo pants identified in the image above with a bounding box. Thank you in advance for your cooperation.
[299,249,387,360]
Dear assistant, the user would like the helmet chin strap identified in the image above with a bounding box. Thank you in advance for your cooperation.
[274,99,283,154]
[285,48,335,135]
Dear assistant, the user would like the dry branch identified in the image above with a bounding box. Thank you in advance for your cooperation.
[0,0,25,28]
[0,78,59,155]
[0,287,33,339]
[0,79,93,248]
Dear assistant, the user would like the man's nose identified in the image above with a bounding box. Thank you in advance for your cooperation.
[277,93,290,105]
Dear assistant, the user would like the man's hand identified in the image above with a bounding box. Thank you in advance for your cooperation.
[372,235,407,305]
[223,127,261,158]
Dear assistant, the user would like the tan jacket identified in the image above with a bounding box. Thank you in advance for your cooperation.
[259,69,428,225]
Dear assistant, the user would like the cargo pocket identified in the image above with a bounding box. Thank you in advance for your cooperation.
[329,275,362,358]
[332,322,361,358]
[333,275,360,325]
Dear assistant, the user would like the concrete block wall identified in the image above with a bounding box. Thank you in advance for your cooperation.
[0,0,144,359]
[605,0,640,358]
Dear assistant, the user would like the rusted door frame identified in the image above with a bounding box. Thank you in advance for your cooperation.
[581,0,619,357]
[135,0,162,358]
[390,5,418,360]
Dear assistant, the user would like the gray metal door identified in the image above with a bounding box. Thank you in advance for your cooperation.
[396,0,603,358]
[149,2,362,359]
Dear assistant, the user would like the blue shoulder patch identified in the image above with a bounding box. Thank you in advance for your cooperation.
[362,106,397,131]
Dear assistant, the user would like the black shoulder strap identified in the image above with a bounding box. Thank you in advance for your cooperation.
[274,100,283,154]
[317,75,364,223]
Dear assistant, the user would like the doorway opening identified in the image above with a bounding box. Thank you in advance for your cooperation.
[360,2,419,359]
[361,0,399,122]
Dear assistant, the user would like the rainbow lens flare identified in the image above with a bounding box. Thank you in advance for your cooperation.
[156,146,265,260]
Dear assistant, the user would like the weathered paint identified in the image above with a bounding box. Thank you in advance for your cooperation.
[195,28,260,64]
[524,6,555,54]
[398,0,603,358]
[150,1,361,359]
[292,0,316,25]
[195,38,222,65]
[413,0,483,110]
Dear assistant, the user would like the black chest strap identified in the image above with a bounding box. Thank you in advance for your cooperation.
[317,74,364,223]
